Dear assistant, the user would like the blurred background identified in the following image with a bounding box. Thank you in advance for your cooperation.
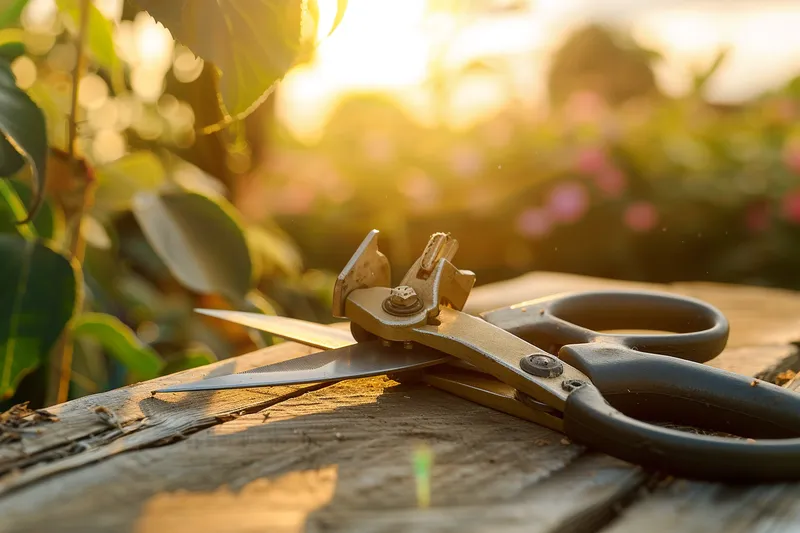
[5,0,800,404]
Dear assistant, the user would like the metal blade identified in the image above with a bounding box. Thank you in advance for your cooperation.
[195,309,355,350]
[153,340,452,393]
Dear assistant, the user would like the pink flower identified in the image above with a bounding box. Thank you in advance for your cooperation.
[594,167,627,198]
[782,190,800,223]
[623,201,658,233]
[546,182,589,223]
[782,138,800,175]
[516,207,551,238]
[575,147,608,175]
[745,201,770,233]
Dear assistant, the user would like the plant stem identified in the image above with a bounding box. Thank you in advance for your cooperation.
[45,0,92,407]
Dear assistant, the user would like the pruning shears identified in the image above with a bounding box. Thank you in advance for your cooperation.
[155,230,800,482]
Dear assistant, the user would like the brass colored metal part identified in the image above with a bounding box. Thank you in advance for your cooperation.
[332,230,391,318]
[346,287,590,410]
[415,367,564,432]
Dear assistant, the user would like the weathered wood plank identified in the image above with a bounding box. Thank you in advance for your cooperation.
[0,377,643,533]
[601,479,800,533]
[1,272,800,533]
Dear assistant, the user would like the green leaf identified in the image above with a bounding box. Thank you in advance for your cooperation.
[71,313,163,381]
[93,151,166,213]
[56,0,121,79]
[0,59,48,221]
[0,0,29,29]
[247,225,302,279]
[8,178,64,241]
[0,235,78,399]
[131,190,254,300]
[133,0,306,126]
[0,179,35,238]
[161,346,217,375]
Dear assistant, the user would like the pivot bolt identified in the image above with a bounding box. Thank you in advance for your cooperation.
[520,354,564,378]
[382,285,425,316]
[390,286,419,307]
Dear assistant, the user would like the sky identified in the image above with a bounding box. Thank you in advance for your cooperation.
[277,0,800,141]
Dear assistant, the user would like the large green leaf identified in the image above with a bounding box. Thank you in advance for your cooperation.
[0,59,47,220]
[71,313,163,381]
[56,0,121,81]
[247,225,302,279]
[93,151,166,214]
[0,235,78,399]
[131,190,253,300]
[133,0,306,125]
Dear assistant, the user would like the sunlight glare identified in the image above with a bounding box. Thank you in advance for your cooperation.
[133,12,174,72]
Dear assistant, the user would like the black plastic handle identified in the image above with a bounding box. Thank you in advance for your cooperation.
[560,342,800,482]
[480,290,729,363]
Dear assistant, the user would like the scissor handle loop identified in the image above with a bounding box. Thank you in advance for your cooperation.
[560,342,800,482]
[482,290,729,363]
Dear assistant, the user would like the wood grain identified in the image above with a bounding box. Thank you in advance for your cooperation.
[1,272,800,533]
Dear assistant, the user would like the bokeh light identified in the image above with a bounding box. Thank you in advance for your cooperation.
[172,45,204,83]
[91,128,126,164]
[11,56,37,90]
[78,73,109,110]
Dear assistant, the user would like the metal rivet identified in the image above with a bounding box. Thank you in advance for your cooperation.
[561,379,588,393]
[519,354,563,378]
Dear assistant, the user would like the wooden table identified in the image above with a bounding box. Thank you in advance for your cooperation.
[2,272,800,533]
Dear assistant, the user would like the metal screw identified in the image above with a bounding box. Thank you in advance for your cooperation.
[382,285,424,316]
[519,354,564,378]
[561,379,588,393]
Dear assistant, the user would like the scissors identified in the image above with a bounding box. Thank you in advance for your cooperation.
[155,230,800,482]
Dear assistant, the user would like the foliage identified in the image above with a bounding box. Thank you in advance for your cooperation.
[254,61,800,291]
[0,235,78,398]
[0,57,47,219]
[0,0,349,406]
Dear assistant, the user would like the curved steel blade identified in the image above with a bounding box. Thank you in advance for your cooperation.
[153,340,453,393]
[195,309,355,350]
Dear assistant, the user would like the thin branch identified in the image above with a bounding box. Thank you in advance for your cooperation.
[46,0,93,407]
[67,0,91,174]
